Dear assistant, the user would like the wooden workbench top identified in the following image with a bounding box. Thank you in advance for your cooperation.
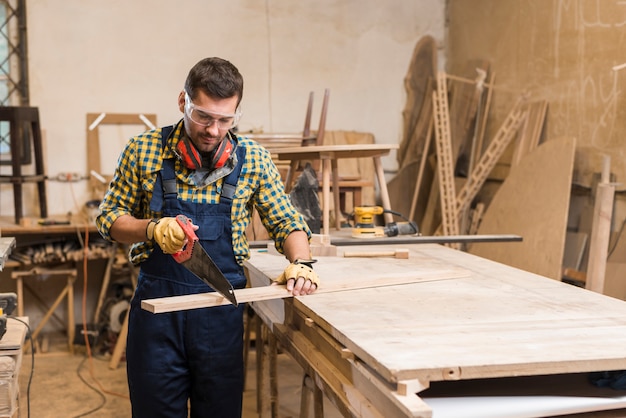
[245,244,626,387]
[0,215,97,236]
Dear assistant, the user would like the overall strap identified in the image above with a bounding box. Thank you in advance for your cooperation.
[149,125,177,212]
[219,145,246,206]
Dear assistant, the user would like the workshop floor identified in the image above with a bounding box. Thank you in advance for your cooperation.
[17,333,343,418]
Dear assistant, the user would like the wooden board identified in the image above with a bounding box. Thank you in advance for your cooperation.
[247,245,626,417]
[469,137,576,280]
[399,35,437,169]
[142,251,470,313]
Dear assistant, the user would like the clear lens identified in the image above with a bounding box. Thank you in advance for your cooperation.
[184,92,241,129]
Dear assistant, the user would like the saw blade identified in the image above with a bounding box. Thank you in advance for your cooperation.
[181,241,238,306]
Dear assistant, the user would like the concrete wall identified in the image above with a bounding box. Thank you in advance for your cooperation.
[0,0,445,218]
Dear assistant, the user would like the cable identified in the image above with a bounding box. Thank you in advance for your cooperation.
[383,208,413,224]
[72,223,128,418]
[8,316,33,418]
[71,357,106,418]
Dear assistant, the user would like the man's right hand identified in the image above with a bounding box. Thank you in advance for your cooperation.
[147,217,186,254]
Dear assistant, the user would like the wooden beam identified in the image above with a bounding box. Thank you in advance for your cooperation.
[141,267,470,314]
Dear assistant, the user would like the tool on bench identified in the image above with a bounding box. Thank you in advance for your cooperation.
[0,293,17,340]
[350,206,419,239]
[343,249,410,259]
[173,215,238,306]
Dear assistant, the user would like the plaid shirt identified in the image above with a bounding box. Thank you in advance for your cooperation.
[96,121,310,265]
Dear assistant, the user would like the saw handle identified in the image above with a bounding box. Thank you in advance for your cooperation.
[172,215,198,263]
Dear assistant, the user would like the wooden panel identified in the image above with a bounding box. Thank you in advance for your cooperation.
[469,137,576,280]
[399,35,437,169]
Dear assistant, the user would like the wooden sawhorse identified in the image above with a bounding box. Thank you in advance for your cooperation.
[11,267,77,354]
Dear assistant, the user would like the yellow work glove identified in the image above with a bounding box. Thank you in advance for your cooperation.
[146,217,186,254]
[274,259,320,288]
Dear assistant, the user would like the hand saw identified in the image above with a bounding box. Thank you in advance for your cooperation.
[172,214,238,306]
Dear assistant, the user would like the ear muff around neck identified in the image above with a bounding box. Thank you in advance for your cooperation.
[176,137,203,170]
[211,137,234,170]
[176,135,235,171]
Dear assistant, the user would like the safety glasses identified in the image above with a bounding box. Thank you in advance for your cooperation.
[184,91,241,130]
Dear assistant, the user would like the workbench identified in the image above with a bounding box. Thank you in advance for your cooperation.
[243,244,626,418]
[0,217,110,353]
[0,238,16,271]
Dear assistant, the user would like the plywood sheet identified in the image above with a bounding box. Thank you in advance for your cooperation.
[469,137,576,280]
[399,35,437,169]
[278,244,626,388]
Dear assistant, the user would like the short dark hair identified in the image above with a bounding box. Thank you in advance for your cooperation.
[184,57,244,105]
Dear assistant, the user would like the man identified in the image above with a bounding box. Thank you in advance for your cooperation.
[96,57,319,418]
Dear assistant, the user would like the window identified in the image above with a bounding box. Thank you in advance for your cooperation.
[0,0,28,164]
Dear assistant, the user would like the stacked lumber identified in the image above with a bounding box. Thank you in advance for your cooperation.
[9,241,112,265]
[0,357,17,417]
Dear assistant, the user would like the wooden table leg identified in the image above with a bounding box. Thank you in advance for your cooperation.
[269,331,278,418]
[67,274,75,355]
[256,315,264,416]
[374,156,394,225]
[284,160,299,193]
[299,374,324,418]
[321,159,331,237]
[16,278,23,317]
[330,158,342,230]
[109,309,128,369]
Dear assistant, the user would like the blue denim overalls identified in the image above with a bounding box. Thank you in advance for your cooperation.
[126,126,247,418]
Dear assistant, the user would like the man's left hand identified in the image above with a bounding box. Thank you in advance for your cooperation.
[273,259,319,296]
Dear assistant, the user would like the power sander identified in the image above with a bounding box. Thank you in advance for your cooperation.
[351,206,419,239]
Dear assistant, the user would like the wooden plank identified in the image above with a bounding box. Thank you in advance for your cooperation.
[511,100,548,167]
[142,255,470,313]
[448,60,490,175]
[586,155,616,294]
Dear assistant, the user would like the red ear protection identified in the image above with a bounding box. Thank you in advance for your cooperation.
[176,136,234,170]
[176,137,203,170]
[211,137,234,170]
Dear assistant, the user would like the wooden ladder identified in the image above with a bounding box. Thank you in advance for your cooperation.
[432,72,460,243]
